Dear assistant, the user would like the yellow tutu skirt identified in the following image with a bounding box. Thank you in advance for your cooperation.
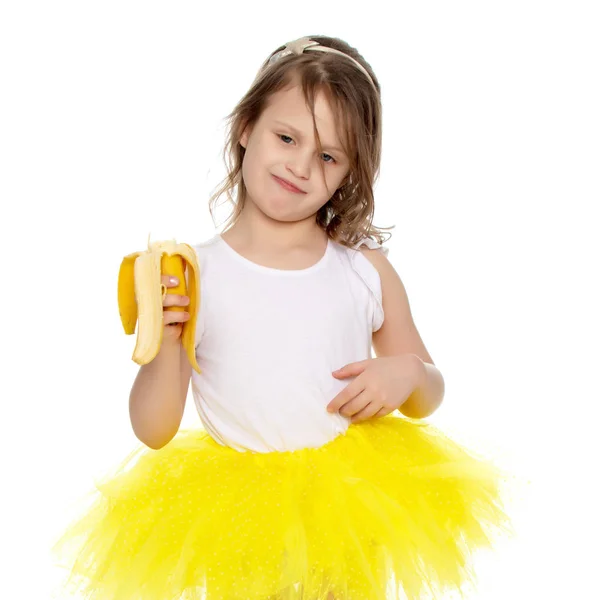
[51,415,514,600]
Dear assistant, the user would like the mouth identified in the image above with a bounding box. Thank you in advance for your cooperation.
[273,175,306,194]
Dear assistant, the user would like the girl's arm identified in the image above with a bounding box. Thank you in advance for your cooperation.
[397,359,445,419]
[360,248,445,418]
[129,337,191,449]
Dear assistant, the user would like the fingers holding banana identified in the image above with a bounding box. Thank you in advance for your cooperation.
[161,274,191,326]
[118,238,202,374]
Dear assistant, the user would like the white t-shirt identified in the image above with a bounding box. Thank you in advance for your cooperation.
[190,234,388,453]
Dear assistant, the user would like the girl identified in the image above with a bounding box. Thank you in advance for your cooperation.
[52,35,513,599]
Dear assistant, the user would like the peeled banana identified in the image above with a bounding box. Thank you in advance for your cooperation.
[118,234,201,374]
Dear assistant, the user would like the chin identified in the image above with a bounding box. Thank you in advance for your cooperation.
[246,179,319,222]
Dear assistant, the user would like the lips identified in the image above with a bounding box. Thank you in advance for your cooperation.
[273,175,306,193]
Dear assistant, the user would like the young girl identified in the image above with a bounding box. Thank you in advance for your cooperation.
[52,35,513,600]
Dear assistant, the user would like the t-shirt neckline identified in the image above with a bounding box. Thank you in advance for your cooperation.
[216,234,332,275]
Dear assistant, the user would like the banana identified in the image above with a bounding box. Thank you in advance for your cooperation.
[118,234,201,374]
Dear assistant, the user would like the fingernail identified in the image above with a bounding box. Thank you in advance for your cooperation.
[170,277,178,285]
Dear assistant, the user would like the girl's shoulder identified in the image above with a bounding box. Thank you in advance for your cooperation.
[192,233,221,251]
[349,236,390,257]
[332,236,391,281]
[330,236,390,332]
[346,236,392,278]
[191,234,222,262]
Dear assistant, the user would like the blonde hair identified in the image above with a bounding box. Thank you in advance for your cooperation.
[208,35,394,249]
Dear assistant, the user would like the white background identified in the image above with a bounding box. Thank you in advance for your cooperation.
[1,1,599,598]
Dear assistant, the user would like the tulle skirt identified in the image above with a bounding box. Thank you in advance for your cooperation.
[51,415,515,600]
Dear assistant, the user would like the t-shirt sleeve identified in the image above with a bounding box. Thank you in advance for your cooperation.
[349,237,388,332]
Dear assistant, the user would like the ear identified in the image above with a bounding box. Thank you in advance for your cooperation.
[239,121,253,149]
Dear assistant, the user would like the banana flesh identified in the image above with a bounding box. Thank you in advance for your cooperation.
[118,234,201,374]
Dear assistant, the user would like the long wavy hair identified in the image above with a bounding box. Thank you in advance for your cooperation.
[208,35,394,248]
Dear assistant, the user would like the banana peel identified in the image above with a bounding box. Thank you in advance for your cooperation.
[118,234,201,374]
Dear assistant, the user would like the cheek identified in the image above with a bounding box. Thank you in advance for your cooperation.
[241,152,277,201]
[323,171,345,195]
[242,147,263,181]
[246,142,273,178]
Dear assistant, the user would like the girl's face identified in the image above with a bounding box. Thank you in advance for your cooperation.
[239,82,350,223]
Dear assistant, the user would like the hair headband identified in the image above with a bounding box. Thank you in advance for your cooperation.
[266,36,377,91]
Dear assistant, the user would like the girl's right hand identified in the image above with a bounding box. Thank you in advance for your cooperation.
[161,274,190,342]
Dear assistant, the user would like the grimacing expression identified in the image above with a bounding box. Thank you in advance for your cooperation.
[239,83,350,223]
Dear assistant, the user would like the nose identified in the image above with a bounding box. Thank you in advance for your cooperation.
[286,150,312,181]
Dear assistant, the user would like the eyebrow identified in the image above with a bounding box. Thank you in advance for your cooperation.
[273,120,345,155]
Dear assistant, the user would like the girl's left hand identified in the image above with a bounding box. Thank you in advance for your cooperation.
[326,354,424,423]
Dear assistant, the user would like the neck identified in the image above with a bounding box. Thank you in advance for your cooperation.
[225,204,326,251]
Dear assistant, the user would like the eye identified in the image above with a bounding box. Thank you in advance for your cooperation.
[277,134,336,164]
